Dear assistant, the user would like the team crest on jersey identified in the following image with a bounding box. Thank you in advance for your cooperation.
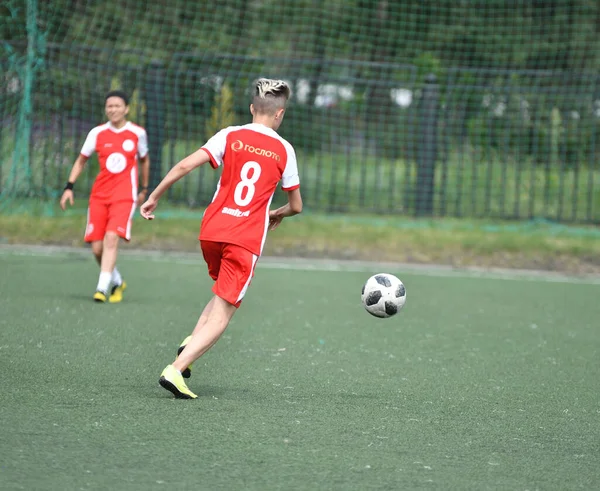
[106,152,127,174]
[122,139,135,152]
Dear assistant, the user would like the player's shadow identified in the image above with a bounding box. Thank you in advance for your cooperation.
[67,293,148,305]
[151,384,251,400]
[69,294,98,301]
[198,384,246,398]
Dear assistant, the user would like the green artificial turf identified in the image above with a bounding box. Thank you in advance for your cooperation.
[0,251,599,490]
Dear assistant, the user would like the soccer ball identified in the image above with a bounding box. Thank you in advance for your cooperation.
[361,273,406,318]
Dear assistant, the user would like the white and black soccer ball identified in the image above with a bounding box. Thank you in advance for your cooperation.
[361,273,406,318]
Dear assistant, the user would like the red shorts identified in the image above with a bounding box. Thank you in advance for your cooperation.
[84,199,137,243]
[200,241,258,308]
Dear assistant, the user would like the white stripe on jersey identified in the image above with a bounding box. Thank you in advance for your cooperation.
[84,207,91,237]
[236,253,259,304]
[259,194,274,255]
[130,166,137,201]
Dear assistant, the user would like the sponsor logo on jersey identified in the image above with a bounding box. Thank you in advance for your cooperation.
[221,206,250,218]
[105,152,127,174]
[122,139,135,152]
[230,140,280,162]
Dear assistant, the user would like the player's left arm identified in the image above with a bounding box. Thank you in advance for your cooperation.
[136,129,151,205]
[269,143,301,230]
[140,148,211,219]
[137,153,150,205]
[269,188,303,230]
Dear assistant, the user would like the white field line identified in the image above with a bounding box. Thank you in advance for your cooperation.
[1,244,600,285]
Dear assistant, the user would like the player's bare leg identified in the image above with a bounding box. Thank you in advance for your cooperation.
[100,231,119,274]
[192,296,216,336]
[91,237,125,303]
[92,240,108,301]
[174,296,237,372]
[93,232,119,302]
[91,240,103,265]
[176,296,216,378]
[160,296,236,399]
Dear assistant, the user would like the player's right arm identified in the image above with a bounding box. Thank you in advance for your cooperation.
[60,126,98,211]
[140,148,211,220]
[269,141,302,230]
[268,188,303,230]
[60,154,89,211]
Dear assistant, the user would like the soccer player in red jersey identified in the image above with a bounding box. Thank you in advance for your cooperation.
[140,79,302,399]
[60,90,150,303]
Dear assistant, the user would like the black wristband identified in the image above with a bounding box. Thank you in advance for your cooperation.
[140,186,148,192]
[64,182,74,191]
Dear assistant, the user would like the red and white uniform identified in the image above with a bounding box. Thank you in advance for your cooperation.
[80,122,148,242]
[199,123,300,306]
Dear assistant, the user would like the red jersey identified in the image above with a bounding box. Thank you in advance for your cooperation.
[80,121,148,202]
[199,123,300,256]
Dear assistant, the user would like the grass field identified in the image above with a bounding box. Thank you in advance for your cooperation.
[1,249,599,490]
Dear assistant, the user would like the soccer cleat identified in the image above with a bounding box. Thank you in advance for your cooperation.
[159,365,197,399]
[109,280,127,303]
[177,335,193,379]
[93,290,107,303]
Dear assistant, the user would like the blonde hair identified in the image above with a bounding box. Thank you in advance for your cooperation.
[252,78,291,116]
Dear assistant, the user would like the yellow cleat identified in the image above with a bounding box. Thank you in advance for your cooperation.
[93,291,107,303]
[159,365,197,399]
[109,280,127,303]
[177,335,193,379]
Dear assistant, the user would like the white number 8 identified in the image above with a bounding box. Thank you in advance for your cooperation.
[234,161,262,206]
